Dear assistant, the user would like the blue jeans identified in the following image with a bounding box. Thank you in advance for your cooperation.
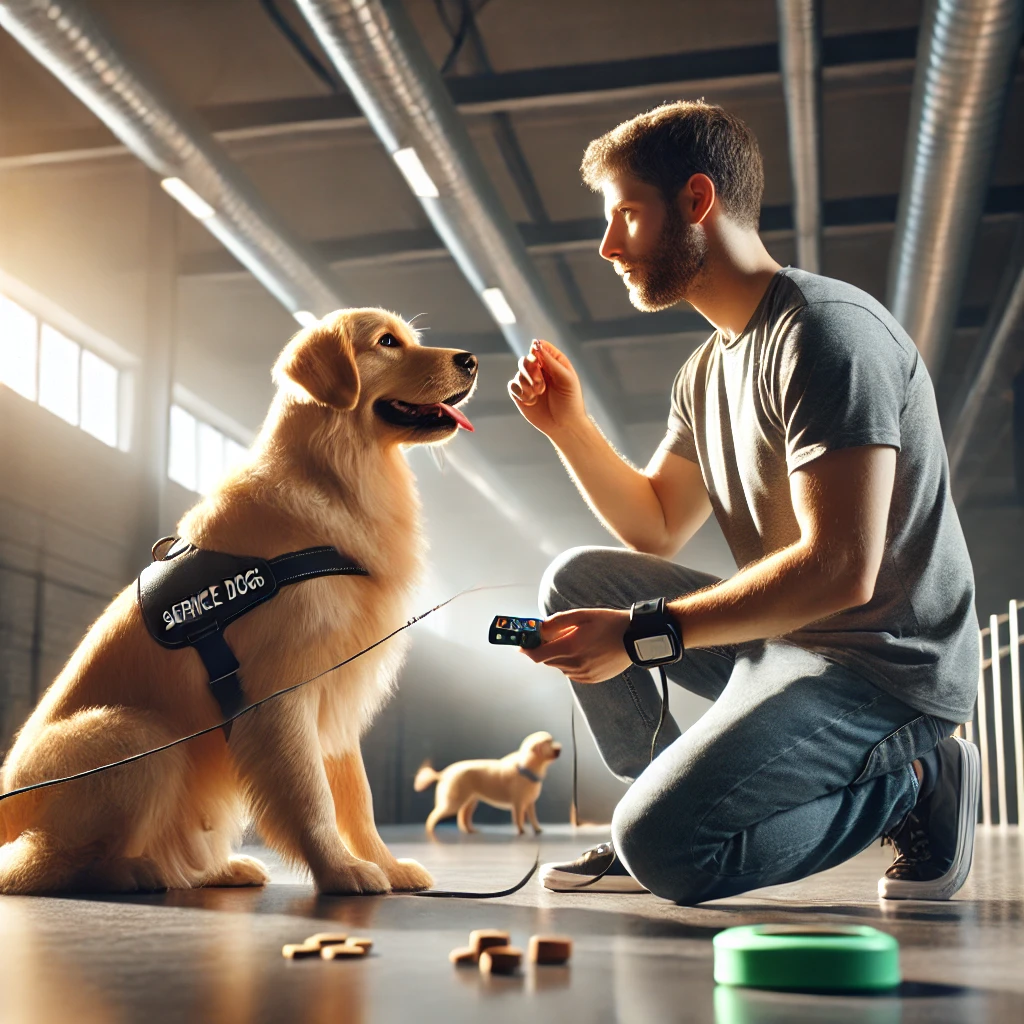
[540,546,957,904]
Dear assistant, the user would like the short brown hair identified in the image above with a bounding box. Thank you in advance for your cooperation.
[580,100,764,229]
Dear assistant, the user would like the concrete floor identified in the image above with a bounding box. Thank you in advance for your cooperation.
[0,825,1021,1023]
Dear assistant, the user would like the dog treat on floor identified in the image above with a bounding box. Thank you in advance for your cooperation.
[345,937,374,952]
[282,943,323,959]
[528,935,573,964]
[321,944,368,960]
[479,946,523,975]
[469,929,511,958]
[304,932,349,948]
[449,946,478,966]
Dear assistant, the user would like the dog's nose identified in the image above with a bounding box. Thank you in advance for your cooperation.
[453,351,478,376]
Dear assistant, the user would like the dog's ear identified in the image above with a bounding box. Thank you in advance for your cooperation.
[273,320,360,410]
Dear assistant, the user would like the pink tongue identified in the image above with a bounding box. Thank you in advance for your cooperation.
[436,402,474,432]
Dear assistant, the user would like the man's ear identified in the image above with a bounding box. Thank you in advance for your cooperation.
[273,321,360,410]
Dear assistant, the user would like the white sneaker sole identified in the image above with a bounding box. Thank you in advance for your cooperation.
[541,863,649,893]
[878,737,980,901]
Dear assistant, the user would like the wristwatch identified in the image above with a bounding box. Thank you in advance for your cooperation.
[622,597,684,667]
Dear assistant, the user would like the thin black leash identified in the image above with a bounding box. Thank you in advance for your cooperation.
[565,665,670,890]
[0,582,538,901]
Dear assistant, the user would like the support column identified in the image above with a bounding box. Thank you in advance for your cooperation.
[130,176,177,573]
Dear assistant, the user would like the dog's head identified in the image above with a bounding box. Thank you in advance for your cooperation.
[520,731,562,764]
[272,308,477,445]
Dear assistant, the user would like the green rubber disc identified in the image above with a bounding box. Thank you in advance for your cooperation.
[713,924,901,992]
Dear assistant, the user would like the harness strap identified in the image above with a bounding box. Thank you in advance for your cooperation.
[138,542,369,739]
[190,627,245,739]
[269,546,369,586]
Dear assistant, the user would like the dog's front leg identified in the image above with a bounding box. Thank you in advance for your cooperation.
[528,802,543,835]
[231,703,389,895]
[325,749,433,892]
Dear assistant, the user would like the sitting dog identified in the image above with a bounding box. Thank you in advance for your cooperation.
[0,308,476,896]
[415,732,562,835]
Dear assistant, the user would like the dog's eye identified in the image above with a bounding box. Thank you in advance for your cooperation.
[377,334,401,348]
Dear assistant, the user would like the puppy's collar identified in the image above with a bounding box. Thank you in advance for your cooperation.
[517,763,542,784]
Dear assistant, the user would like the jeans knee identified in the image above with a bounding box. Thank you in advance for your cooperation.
[611,792,713,905]
[538,546,608,616]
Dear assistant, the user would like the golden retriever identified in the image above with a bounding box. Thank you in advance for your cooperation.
[415,732,561,836]
[0,308,476,895]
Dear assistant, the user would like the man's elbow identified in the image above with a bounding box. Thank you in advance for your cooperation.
[833,562,879,611]
[624,533,678,560]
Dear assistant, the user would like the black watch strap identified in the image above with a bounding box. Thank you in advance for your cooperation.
[623,597,684,667]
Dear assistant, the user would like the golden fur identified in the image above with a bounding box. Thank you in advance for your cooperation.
[0,308,476,895]
[415,732,562,836]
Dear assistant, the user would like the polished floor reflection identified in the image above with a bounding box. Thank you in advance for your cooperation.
[0,826,1020,1023]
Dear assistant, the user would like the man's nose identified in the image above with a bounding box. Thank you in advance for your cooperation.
[453,351,478,377]
[599,222,620,263]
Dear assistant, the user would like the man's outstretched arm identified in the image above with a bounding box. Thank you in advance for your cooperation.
[523,444,896,683]
[508,338,711,556]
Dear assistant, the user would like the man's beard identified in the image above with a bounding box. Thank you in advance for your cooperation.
[621,207,707,312]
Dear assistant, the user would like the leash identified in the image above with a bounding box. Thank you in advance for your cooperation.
[0,582,539,901]
[564,664,671,889]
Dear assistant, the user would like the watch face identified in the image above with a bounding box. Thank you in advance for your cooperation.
[634,634,674,662]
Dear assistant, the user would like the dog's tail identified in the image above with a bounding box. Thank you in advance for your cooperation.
[414,761,440,792]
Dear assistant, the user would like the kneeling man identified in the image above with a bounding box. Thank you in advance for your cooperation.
[509,101,980,903]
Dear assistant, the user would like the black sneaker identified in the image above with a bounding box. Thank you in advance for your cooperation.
[541,842,648,893]
[878,736,980,900]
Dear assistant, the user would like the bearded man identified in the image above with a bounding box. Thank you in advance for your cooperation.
[508,100,981,903]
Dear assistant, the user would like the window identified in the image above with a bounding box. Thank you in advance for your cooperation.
[0,291,121,447]
[38,324,80,425]
[0,293,39,400]
[168,403,250,495]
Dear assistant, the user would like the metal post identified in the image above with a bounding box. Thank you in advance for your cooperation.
[991,614,1008,827]
[977,653,991,827]
[1009,599,1022,827]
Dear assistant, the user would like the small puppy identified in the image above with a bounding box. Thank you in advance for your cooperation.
[0,308,475,896]
[415,732,561,836]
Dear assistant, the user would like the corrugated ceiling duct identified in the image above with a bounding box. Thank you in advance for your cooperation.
[0,0,559,554]
[776,0,823,274]
[292,0,632,457]
[0,0,342,320]
[886,0,1023,376]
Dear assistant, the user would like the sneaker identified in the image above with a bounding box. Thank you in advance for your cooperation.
[878,736,980,901]
[541,842,648,893]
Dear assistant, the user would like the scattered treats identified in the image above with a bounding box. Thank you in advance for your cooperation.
[449,946,477,967]
[304,932,349,949]
[528,935,573,965]
[345,937,374,952]
[479,946,523,976]
[321,944,368,961]
[469,929,511,959]
[282,943,323,959]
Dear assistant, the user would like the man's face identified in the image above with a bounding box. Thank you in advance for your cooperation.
[599,174,707,312]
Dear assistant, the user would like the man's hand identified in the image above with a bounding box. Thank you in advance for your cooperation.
[508,339,588,439]
[520,607,632,683]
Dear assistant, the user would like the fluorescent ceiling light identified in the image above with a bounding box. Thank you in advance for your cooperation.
[293,310,320,328]
[481,287,516,325]
[160,177,215,220]
[392,147,439,198]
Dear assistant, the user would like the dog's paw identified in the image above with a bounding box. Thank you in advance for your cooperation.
[203,855,271,887]
[79,856,168,893]
[316,858,391,896]
[385,857,434,892]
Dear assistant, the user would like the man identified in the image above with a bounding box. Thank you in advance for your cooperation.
[508,101,981,904]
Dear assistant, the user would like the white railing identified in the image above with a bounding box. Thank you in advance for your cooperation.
[956,599,1023,826]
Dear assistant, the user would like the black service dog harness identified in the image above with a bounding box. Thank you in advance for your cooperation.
[137,538,368,736]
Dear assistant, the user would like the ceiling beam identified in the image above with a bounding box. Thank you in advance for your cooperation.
[0,27,940,168]
[178,185,1024,279]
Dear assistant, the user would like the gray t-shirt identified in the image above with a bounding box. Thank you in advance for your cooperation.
[665,267,978,722]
